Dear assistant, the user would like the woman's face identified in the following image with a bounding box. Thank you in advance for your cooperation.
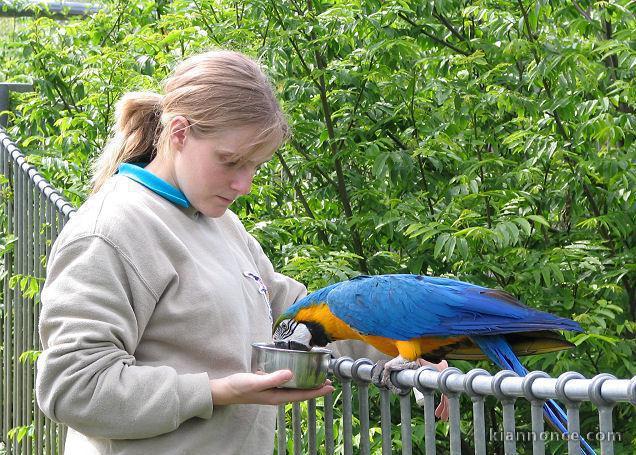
[170,120,278,217]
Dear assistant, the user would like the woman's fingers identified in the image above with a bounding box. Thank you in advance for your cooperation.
[254,369,293,389]
[265,382,334,404]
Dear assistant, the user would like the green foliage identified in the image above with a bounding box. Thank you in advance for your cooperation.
[7,424,34,443]
[8,273,43,300]
[1,0,635,452]
[18,349,41,365]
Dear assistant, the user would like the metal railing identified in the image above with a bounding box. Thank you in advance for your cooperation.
[278,357,635,455]
[1,128,635,454]
[0,84,34,128]
[1,128,74,455]
[0,1,100,18]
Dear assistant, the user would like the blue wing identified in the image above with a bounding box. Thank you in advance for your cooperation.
[310,274,581,339]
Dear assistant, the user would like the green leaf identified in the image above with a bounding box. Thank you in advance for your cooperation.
[445,236,456,259]
[549,263,564,284]
[434,233,450,258]
[372,152,389,177]
[527,215,550,227]
[514,217,532,236]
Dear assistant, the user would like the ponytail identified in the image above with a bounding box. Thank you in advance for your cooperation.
[91,92,163,193]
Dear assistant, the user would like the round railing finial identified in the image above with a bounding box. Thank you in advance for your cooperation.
[555,371,585,405]
[464,368,491,398]
[492,370,518,401]
[588,373,617,407]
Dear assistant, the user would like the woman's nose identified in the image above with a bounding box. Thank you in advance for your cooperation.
[229,168,254,195]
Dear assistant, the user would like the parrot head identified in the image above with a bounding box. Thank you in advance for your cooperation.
[273,286,339,351]
[273,318,332,351]
[273,319,312,351]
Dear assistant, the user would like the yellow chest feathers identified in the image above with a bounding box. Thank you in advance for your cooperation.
[295,304,363,342]
[294,304,398,357]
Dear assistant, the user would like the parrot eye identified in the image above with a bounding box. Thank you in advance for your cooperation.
[273,319,298,341]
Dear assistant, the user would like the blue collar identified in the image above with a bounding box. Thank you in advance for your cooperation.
[117,163,190,208]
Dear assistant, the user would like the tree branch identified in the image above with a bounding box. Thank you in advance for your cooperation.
[398,12,470,56]
[307,0,368,273]
[193,0,223,46]
[432,6,471,49]
[290,140,338,189]
[572,0,593,23]
[276,150,330,245]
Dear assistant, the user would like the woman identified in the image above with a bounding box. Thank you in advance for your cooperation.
[36,50,336,454]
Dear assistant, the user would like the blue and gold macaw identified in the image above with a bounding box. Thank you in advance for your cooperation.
[273,274,595,455]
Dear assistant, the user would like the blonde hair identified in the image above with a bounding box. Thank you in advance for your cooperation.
[91,50,289,193]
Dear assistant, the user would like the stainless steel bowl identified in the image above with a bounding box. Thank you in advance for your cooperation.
[251,342,332,389]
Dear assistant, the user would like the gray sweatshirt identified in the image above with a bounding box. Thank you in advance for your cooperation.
[36,175,307,454]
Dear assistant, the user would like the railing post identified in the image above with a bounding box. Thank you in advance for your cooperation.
[307,399,316,455]
[415,366,438,455]
[522,371,550,455]
[324,389,334,455]
[351,358,373,455]
[493,370,519,455]
[464,368,491,455]
[379,387,392,454]
[332,356,353,455]
[398,389,412,455]
[341,377,353,455]
[589,373,617,455]
[292,401,302,455]
[438,367,463,455]
[277,404,286,454]
[556,372,585,454]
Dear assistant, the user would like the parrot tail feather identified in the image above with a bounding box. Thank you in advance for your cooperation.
[471,335,596,455]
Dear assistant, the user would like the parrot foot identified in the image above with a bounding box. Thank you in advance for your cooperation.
[371,356,421,395]
[371,357,451,421]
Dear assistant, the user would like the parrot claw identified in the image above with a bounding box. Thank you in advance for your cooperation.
[371,357,451,421]
[371,356,421,395]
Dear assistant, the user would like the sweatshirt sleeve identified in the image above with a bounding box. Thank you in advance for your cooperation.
[36,235,213,440]
[244,233,307,320]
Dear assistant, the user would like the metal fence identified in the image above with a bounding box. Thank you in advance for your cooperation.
[1,128,74,454]
[1,128,635,454]
[288,358,636,455]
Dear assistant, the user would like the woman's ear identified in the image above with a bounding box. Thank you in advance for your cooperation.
[168,116,190,152]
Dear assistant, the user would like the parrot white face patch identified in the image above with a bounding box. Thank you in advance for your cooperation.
[273,320,312,351]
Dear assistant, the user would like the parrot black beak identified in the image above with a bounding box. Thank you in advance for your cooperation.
[274,340,311,351]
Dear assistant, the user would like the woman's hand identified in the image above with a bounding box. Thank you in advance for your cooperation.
[209,370,334,406]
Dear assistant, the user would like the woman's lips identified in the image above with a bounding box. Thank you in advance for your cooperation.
[217,195,234,203]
